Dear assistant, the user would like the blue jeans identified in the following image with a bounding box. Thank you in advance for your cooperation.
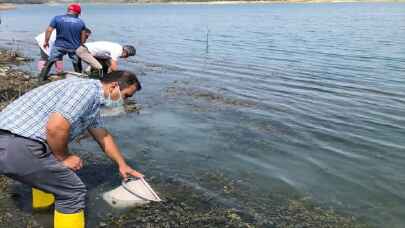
[38,46,82,81]
[49,46,79,64]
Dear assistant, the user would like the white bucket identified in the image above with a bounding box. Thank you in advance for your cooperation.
[103,178,161,209]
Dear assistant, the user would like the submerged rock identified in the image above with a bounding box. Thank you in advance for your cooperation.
[98,170,370,228]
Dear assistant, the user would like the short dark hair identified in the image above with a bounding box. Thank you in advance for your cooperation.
[100,70,142,91]
[122,45,136,57]
[83,27,92,34]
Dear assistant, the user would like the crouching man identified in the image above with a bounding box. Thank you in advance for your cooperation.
[0,70,143,228]
[77,41,136,77]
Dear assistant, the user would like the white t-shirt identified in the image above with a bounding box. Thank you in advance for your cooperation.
[35,31,56,56]
[85,41,123,61]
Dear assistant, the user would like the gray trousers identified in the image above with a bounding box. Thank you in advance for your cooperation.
[0,131,86,213]
[75,46,103,70]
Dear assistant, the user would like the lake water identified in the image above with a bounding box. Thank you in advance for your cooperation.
[1,2,405,227]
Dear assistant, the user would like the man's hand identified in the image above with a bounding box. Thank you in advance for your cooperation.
[119,163,144,180]
[62,155,83,172]
[43,42,49,49]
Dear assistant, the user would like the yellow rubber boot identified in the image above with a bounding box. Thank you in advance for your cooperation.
[54,210,85,228]
[32,188,55,209]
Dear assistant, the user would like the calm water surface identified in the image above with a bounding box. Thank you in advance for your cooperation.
[1,2,405,227]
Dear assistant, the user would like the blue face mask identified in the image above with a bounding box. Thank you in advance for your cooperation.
[105,86,124,109]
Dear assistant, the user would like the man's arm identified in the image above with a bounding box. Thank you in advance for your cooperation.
[44,26,54,49]
[46,113,83,171]
[88,127,144,180]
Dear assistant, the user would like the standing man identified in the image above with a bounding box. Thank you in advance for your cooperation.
[38,3,87,81]
[0,70,143,228]
[81,41,136,76]
[35,28,92,75]
[35,30,63,74]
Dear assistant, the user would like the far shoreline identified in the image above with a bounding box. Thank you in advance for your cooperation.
[153,0,405,4]
[0,3,16,10]
[2,0,405,7]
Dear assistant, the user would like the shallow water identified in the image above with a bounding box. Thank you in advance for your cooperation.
[1,2,405,227]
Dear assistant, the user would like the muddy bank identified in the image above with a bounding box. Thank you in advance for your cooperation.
[0,49,42,227]
[0,49,372,228]
[0,50,37,109]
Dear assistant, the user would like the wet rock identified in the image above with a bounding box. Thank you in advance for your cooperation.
[124,99,142,113]
[165,82,256,111]
[0,49,33,64]
[0,54,37,101]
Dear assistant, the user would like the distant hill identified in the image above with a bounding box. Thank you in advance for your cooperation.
[0,0,46,3]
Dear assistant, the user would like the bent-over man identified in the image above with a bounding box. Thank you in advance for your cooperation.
[80,41,136,76]
[0,70,143,228]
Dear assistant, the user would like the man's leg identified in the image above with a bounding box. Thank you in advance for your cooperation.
[99,58,111,75]
[0,134,86,227]
[79,59,83,73]
[68,51,83,73]
[75,46,105,77]
[55,60,64,74]
[90,57,111,78]
[74,58,83,73]
[38,61,55,82]
[38,47,65,82]
[37,49,48,72]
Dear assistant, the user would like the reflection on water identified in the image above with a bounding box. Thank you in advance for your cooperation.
[1,2,405,227]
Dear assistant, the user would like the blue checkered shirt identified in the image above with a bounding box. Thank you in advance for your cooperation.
[0,77,105,142]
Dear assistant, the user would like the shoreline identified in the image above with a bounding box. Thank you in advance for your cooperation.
[0,3,16,10]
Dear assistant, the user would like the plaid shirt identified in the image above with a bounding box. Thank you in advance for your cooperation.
[0,77,105,142]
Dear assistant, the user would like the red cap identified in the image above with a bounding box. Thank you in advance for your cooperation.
[68,3,81,14]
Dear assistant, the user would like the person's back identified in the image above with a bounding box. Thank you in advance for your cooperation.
[51,14,85,50]
[0,77,103,142]
[85,41,123,61]
[83,41,136,75]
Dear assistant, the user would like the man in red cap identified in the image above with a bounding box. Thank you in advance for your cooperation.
[38,3,87,81]
[68,2,81,14]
